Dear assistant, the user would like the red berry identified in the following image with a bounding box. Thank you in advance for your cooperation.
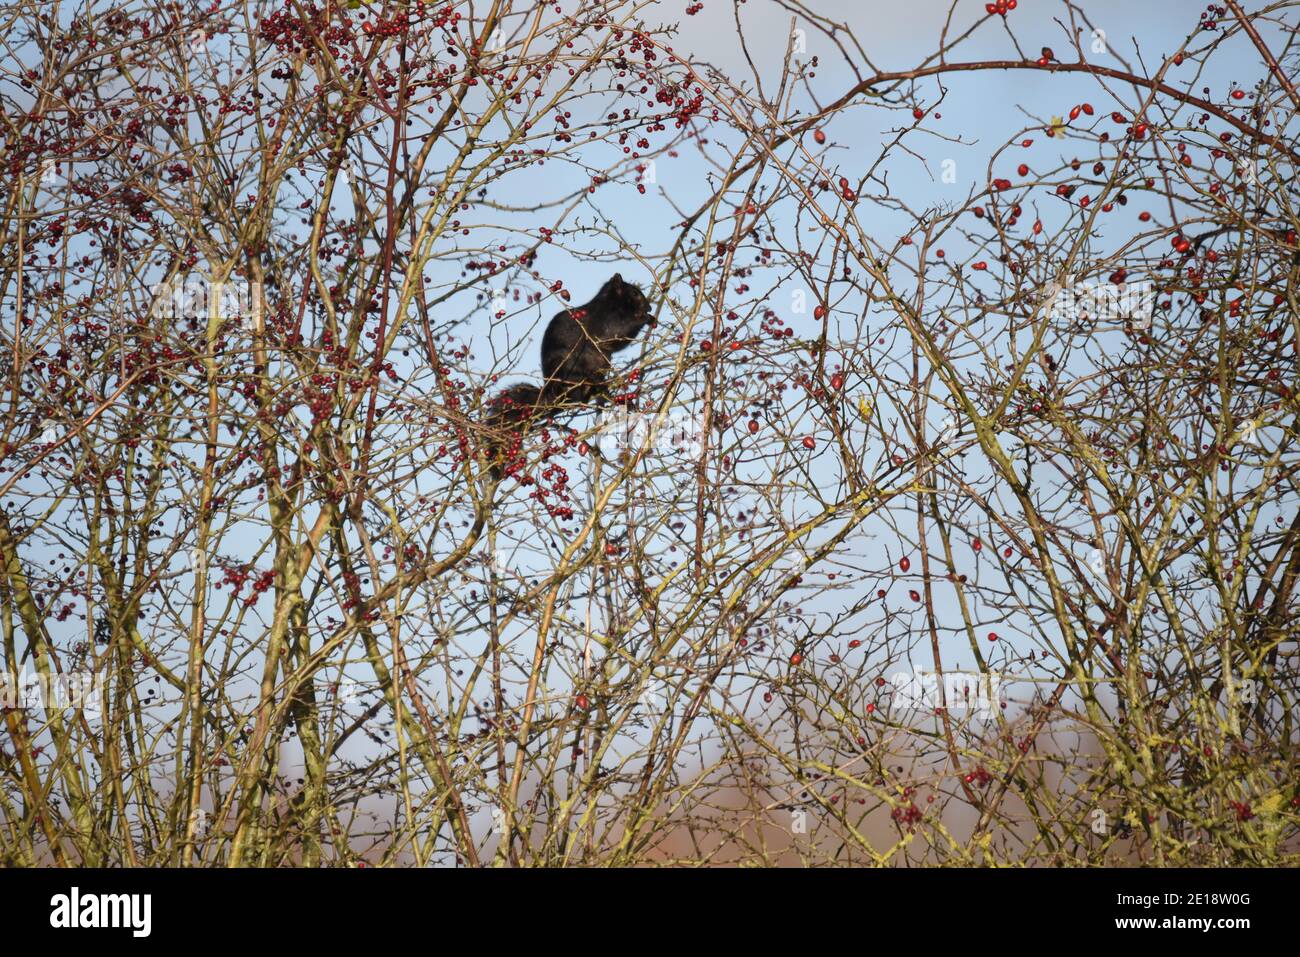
[899,556,911,572]
[988,632,998,641]
[814,129,826,144]
[913,107,924,120]
[802,436,816,450]
[830,372,844,390]
[790,652,804,666]
[575,693,589,710]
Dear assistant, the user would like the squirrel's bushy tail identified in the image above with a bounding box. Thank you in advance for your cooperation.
[484,383,546,479]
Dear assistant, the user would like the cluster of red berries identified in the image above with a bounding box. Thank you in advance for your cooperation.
[246,570,278,605]
[360,12,411,37]
[891,800,923,826]
[1198,4,1227,32]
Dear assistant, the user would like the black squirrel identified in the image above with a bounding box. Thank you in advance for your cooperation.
[485,273,653,477]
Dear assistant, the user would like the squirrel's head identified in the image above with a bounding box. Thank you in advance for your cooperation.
[600,272,653,325]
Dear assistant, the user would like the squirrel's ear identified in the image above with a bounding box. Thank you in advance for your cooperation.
[611,272,623,284]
